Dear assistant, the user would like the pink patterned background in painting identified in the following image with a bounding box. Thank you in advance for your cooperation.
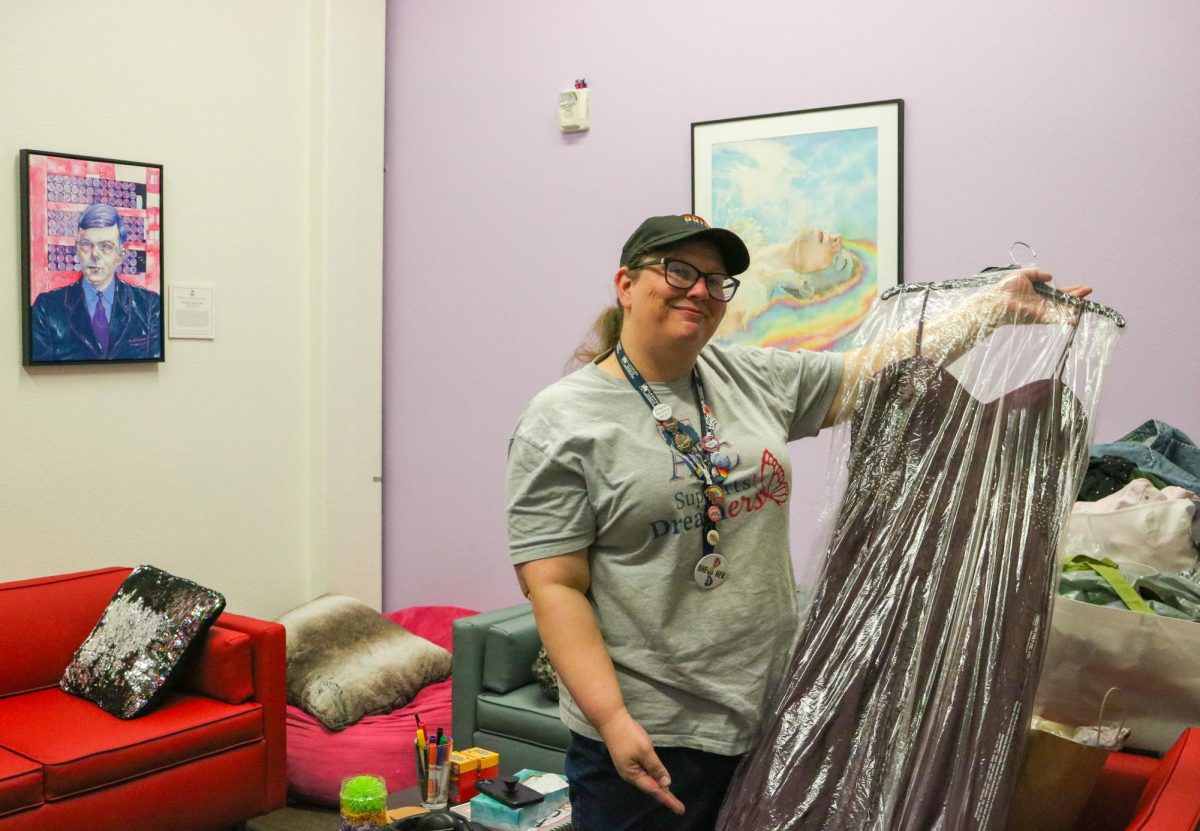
[26,153,161,304]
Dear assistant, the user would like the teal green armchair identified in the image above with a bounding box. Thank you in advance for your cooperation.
[451,603,570,776]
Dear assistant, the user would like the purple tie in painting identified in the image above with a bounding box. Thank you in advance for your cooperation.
[92,295,110,354]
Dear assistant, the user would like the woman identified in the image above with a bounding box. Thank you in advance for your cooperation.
[505,214,1089,831]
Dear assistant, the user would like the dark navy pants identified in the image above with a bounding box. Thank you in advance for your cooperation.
[565,731,742,831]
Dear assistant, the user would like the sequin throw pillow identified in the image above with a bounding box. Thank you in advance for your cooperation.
[60,565,226,718]
[278,594,452,731]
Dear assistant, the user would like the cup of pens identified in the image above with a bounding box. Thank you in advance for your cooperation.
[415,714,452,812]
[422,758,451,811]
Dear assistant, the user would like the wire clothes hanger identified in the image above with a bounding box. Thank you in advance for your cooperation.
[880,242,1126,328]
[1008,240,1036,267]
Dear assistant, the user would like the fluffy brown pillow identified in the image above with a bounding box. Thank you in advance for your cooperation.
[278,594,451,731]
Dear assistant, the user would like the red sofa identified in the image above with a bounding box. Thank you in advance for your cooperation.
[0,567,286,830]
[1074,728,1200,831]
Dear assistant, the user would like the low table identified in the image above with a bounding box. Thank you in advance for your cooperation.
[386,785,428,820]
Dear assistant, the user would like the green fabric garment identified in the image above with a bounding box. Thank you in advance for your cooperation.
[1061,555,1153,613]
[1077,454,1170,501]
[1145,601,1196,621]
[1058,570,1130,608]
[1138,469,1171,489]
[1138,574,1200,622]
[1058,557,1200,621]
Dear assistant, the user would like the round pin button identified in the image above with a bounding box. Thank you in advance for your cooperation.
[707,505,723,523]
[712,468,728,483]
[673,433,693,452]
[711,453,732,470]
[705,484,726,506]
[700,435,720,453]
[693,553,728,589]
[652,403,673,422]
[706,529,720,546]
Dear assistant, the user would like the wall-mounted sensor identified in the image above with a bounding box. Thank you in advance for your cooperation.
[560,80,590,132]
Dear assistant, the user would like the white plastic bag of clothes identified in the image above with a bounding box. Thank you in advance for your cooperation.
[1034,594,1200,753]
[1034,476,1200,753]
[1065,477,1198,573]
[717,271,1122,830]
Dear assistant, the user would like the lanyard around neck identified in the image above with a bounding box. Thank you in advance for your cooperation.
[613,341,730,573]
[614,342,716,469]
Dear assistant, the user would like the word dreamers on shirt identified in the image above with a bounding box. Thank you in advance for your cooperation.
[650,449,791,539]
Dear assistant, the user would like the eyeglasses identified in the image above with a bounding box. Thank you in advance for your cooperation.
[76,239,119,256]
[632,258,740,302]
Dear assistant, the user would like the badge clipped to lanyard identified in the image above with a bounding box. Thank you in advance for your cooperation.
[614,342,730,590]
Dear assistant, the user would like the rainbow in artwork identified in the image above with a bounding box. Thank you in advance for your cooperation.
[718,238,878,353]
[706,120,890,355]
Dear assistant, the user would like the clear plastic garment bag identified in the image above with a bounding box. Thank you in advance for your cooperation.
[717,271,1123,831]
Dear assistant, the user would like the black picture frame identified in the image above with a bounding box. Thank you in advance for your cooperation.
[20,149,165,366]
[692,99,903,353]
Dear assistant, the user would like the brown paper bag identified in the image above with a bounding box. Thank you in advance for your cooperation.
[1004,716,1113,831]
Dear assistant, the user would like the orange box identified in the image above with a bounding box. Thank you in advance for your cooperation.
[464,747,500,783]
[449,750,480,803]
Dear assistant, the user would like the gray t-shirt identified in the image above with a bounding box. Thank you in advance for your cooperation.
[506,341,843,755]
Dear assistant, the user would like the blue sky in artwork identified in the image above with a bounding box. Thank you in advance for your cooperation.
[711,126,878,245]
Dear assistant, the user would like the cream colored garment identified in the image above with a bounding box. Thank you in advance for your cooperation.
[1074,477,1195,512]
[1065,478,1198,573]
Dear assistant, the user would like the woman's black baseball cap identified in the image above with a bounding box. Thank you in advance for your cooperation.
[620,214,751,276]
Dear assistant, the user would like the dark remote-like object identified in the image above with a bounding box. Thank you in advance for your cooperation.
[475,776,545,808]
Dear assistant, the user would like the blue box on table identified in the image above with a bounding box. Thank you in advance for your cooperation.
[467,769,569,831]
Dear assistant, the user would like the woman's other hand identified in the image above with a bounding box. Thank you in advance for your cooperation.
[597,709,686,815]
[989,267,1093,326]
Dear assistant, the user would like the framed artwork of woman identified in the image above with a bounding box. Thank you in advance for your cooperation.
[693,100,902,353]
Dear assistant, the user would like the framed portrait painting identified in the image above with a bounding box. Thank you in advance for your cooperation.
[693,99,902,353]
[20,149,164,365]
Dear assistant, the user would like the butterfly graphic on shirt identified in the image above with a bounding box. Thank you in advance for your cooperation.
[756,449,790,506]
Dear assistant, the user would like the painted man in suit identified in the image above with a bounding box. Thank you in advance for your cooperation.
[30,203,161,362]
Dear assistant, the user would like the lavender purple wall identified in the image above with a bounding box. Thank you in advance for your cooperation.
[383,0,1200,612]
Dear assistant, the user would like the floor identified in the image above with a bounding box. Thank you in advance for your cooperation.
[246,802,338,831]
[247,792,429,831]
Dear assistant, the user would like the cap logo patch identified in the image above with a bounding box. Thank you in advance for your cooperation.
[681,214,710,227]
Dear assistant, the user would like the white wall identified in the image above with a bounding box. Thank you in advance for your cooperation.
[0,0,384,619]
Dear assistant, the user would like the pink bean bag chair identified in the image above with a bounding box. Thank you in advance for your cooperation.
[284,604,477,806]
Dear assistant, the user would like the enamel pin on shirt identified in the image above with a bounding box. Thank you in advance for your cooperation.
[613,342,730,589]
[694,553,727,589]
